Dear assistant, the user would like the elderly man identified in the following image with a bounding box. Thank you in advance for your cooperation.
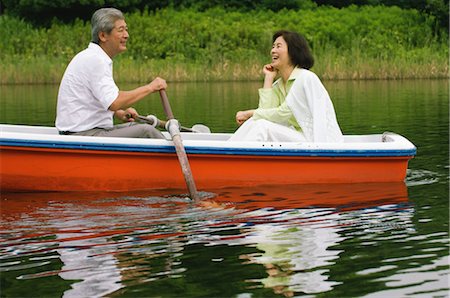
[56,7,166,138]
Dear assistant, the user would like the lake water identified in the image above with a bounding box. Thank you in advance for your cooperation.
[1,79,449,297]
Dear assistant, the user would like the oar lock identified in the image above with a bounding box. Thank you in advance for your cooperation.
[166,119,181,136]
[140,114,181,132]
[143,115,159,128]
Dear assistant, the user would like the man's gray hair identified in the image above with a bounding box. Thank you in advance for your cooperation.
[91,8,124,44]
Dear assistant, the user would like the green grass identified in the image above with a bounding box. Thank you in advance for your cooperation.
[1,48,447,85]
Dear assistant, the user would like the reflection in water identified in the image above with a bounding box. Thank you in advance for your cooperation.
[55,222,123,297]
[406,169,440,186]
[238,209,343,296]
[0,183,421,297]
[206,183,413,296]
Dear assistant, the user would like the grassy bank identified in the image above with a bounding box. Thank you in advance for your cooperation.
[2,52,446,84]
[1,6,448,83]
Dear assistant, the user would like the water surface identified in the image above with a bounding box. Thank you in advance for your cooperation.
[0,79,448,297]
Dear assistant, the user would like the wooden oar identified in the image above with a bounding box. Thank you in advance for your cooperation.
[136,115,210,133]
[159,90,199,200]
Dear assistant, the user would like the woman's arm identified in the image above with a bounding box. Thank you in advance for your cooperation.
[253,101,293,126]
[235,64,279,126]
[262,64,277,88]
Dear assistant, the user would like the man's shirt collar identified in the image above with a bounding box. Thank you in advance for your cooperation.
[88,42,113,64]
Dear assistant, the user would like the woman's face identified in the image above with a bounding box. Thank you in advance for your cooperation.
[271,36,291,70]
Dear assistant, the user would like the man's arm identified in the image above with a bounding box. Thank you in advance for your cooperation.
[108,77,167,111]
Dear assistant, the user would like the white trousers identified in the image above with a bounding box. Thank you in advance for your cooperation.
[228,118,307,142]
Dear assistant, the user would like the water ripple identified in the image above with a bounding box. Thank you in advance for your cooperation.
[406,169,440,186]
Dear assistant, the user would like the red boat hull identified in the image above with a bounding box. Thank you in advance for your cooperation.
[1,145,411,192]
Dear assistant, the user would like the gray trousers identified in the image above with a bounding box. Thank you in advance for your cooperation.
[71,123,166,139]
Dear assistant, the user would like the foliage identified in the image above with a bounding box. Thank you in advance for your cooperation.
[1,6,445,60]
[171,0,317,11]
[3,0,448,33]
[314,0,449,33]
[1,0,316,26]
[0,6,447,83]
[1,0,164,25]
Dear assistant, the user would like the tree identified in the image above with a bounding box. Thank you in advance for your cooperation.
[313,0,448,32]
[2,0,169,26]
[3,0,448,33]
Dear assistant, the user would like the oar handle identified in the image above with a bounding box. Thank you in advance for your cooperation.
[160,90,174,120]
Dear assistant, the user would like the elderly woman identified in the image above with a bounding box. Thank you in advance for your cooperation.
[229,30,343,143]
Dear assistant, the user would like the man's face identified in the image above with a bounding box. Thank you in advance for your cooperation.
[100,19,129,58]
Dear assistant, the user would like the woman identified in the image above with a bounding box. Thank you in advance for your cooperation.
[229,30,343,143]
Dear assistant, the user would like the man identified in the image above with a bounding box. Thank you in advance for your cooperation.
[56,7,166,138]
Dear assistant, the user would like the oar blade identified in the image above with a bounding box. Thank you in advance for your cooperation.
[191,124,211,133]
[171,132,198,199]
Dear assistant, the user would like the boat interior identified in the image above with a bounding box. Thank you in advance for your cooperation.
[0,124,396,144]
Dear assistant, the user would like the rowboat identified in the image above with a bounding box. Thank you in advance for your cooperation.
[0,124,416,192]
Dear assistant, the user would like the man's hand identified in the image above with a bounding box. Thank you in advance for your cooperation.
[115,107,138,122]
[148,77,167,93]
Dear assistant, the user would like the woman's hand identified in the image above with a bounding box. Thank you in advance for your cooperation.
[235,109,255,126]
[263,64,277,88]
[263,64,277,76]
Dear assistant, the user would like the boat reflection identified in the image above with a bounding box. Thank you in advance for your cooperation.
[2,182,408,216]
[0,182,412,297]
[207,182,408,210]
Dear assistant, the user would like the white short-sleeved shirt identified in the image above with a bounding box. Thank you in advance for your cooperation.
[55,43,119,132]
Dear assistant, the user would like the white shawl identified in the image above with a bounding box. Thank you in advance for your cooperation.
[286,69,343,143]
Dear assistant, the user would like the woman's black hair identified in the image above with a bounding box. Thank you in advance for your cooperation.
[273,30,314,69]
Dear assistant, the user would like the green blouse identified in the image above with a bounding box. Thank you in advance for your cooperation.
[252,67,302,132]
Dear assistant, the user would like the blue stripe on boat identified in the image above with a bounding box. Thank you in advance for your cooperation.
[0,138,416,157]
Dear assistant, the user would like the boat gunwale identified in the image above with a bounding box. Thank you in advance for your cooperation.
[0,138,417,158]
[0,124,417,157]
